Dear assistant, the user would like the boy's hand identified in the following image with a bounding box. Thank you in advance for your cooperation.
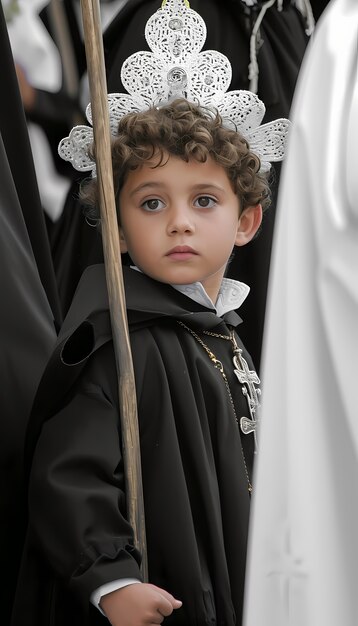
[100,582,183,625]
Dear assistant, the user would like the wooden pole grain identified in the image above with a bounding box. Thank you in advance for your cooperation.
[80,0,148,581]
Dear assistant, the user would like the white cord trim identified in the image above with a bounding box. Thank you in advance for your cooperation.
[302,0,315,35]
[248,0,276,93]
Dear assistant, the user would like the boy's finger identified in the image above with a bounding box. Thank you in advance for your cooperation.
[172,598,183,609]
[157,593,182,617]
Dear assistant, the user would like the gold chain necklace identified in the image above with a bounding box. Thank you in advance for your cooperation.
[177,320,261,494]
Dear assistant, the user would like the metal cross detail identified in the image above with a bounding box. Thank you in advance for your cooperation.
[230,332,261,452]
[267,527,308,626]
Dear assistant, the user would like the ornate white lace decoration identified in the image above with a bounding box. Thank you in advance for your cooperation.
[58,0,290,176]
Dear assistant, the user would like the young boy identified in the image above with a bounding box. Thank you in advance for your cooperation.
[12,97,270,626]
[11,2,290,624]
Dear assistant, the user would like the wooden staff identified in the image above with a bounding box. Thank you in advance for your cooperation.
[80,0,148,581]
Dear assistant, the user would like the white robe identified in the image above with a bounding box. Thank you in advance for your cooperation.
[244,1,358,624]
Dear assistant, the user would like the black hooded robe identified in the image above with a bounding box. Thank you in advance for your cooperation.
[12,265,257,626]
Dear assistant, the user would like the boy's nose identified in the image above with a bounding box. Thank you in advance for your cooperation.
[167,206,195,235]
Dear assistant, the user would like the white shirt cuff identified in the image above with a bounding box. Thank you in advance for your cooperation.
[91,578,141,615]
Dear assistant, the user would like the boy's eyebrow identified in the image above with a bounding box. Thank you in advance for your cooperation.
[129,182,166,196]
[129,182,227,196]
[191,183,227,193]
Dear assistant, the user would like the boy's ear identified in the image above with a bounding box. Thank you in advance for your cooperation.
[119,229,128,253]
[234,204,263,247]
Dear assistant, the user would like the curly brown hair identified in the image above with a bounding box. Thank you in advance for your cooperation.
[80,98,271,222]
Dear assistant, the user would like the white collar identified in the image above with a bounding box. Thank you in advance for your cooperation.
[173,278,249,316]
[130,266,249,316]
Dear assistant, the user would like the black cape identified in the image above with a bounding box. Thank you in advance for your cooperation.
[12,265,257,626]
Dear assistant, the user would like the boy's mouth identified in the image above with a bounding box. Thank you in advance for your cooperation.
[165,245,198,260]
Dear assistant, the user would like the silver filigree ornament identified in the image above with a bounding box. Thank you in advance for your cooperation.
[58,0,290,176]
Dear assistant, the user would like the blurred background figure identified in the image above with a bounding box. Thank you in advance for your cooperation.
[2,0,128,252]
[3,0,84,223]
[244,0,358,624]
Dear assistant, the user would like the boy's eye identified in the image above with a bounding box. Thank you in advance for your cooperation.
[194,196,216,208]
[142,198,165,211]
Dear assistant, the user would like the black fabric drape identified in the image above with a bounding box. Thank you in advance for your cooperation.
[0,5,59,621]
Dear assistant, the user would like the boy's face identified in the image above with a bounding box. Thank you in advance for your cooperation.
[119,155,262,302]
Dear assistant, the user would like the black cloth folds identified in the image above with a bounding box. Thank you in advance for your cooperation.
[0,4,59,622]
[13,265,256,626]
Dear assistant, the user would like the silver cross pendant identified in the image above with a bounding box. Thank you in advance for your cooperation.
[231,333,261,453]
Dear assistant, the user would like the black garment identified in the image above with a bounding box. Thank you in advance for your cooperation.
[12,265,257,626]
[53,0,309,369]
[0,5,59,622]
[311,0,331,20]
